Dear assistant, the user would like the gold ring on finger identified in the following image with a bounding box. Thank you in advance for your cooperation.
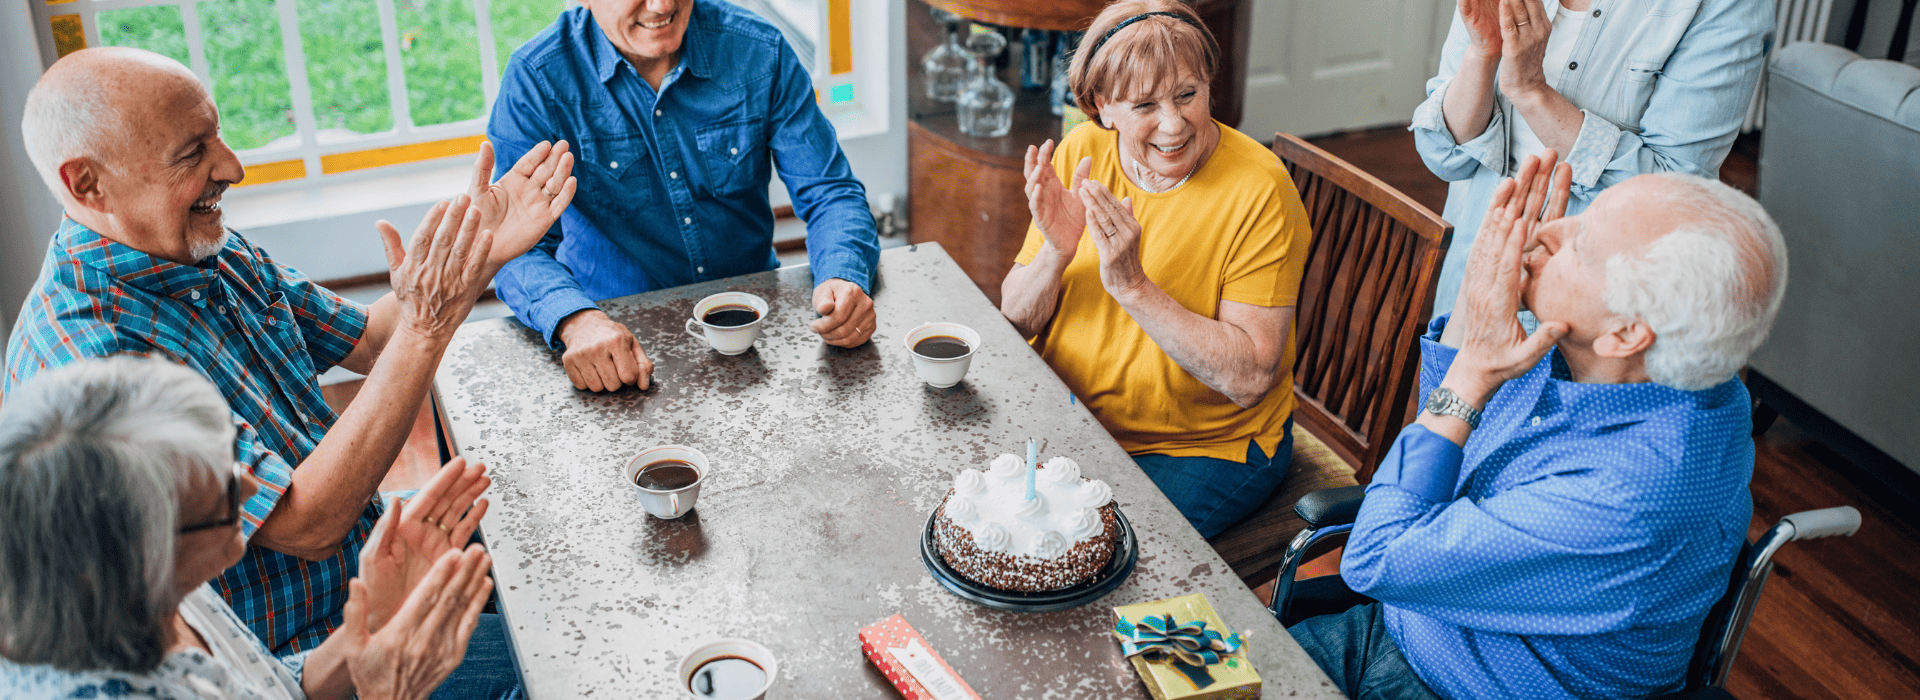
[423,515,439,525]
[437,522,451,532]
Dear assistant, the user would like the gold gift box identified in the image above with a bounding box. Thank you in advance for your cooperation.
[1113,593,1261,700]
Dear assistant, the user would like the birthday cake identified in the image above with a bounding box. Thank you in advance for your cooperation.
[932,453,1120,592]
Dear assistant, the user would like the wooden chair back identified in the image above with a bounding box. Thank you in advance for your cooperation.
[1275,133,1451,482]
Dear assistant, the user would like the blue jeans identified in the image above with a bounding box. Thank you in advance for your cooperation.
[429,613,523,700]
[1289,603,1442,700]
[1131,419,1294,539]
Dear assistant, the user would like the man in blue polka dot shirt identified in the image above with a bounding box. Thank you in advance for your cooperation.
[1288,149,1787,700]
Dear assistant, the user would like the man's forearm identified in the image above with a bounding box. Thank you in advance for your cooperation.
[254,329,447,560]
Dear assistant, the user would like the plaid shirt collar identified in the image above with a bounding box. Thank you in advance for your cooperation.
[56,217,280,311]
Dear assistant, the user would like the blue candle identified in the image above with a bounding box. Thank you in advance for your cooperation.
[1025,438,1037,500]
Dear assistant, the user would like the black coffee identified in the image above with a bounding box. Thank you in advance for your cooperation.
[634,460,700,490]
[688,656,766,700]
[702,305,759,328]
[913,335,971,359]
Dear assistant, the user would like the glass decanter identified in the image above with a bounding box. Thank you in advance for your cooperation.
[922,8,970,103]
[957,30,1013,138]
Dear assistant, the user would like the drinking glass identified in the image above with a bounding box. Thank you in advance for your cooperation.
[922,7,970,103]
[958,31,1013,138]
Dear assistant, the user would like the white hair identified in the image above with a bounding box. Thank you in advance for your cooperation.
[0,357,234,673]
[20,76,125,201]
[1600,174,1788,391]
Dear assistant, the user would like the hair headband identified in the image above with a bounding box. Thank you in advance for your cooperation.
[1081,11,1218,68]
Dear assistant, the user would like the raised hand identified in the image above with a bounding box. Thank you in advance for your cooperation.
[1459,0,1504,56]
[339,545,493,700]
[469,140,577,269]
[1025,139,1094,258]
[1076,179,1151,300]
[360,457,491,630]
[809,278,876,347]
[377,195,494,341]
[1450,150,1570,394]
[1496,0,1551,98]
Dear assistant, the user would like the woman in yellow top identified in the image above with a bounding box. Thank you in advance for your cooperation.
[1001,0,1312,538]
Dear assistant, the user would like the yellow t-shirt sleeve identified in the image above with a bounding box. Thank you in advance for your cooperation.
[1218,169,1312,309]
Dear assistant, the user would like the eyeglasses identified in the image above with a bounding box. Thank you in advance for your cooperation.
[178,452,264,534]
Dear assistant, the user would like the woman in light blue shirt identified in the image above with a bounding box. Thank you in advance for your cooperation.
[1415,0,1772,316]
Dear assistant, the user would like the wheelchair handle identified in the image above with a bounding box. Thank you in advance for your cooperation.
[1781,506,1861,541]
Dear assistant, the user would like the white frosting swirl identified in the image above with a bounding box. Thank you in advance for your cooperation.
[1013,492,1047,517]
[975,522,1012,552]
[1074,479,1113,508]
[953,469,987,496]
[946,450,1115,561]
[944,496,979,524]
[1039,456,1081,483]
[1030,531,1069,558]
[1065,507,1104,539]
[988,454,1025,481]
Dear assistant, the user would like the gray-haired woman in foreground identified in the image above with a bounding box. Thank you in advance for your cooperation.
[0,357,495,700]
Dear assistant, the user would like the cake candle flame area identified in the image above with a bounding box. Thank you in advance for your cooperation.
[1025,438,1038,501]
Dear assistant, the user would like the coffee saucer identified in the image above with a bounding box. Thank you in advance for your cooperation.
[918,508,1138,613]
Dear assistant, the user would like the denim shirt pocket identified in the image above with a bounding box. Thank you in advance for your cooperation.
[580,133,649,183]
[694,119,764,197]
[1586,1,1702,131]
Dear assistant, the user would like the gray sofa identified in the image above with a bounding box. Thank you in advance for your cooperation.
[1749,42,1920,477]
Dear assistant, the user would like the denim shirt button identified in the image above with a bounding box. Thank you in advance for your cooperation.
[1569,61,1579,70]
[697,266,705,274]
[683,217,692,225]
[610,161,619,169]
[670,171,679,179]
[1592,9,1600,16]
[655,109,662,117]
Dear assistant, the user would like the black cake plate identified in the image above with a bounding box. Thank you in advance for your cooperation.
[919,507,1138,613]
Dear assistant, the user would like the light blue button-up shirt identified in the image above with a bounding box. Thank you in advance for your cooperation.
[1344,315,1753,700]
[488,1,879,346]
[1413,0,1772,317]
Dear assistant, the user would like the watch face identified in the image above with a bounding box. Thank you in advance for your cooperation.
[1425,389,1450,412]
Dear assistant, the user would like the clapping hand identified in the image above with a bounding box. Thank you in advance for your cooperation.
[1024,139,1095,259]
[1076,179,1151,300]
[468,140,578,269]
[377,196,492,341]
[336,545,494,700]
[1496,0,1551,98]
[1459,0,1503,56]
[360,457,491,629]
[1447,150,1572,400]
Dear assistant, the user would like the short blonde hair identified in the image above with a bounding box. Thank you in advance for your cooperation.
[1069,0,1219,128]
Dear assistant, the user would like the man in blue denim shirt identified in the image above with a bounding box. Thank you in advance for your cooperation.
[489,0,881,391]
[1289,152,1787,700]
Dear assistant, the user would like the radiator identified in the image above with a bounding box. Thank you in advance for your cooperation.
[1748,0,1836,131]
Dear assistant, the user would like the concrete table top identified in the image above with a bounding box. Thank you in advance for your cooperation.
[434,243,1345,699]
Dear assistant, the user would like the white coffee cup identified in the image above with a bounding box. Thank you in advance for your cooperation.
[625,446,707,520]
[684,292,768,355]
[678,638,778,700]
[903,322,981,388]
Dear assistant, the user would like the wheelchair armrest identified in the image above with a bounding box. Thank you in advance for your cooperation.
[1294,485,1367,529]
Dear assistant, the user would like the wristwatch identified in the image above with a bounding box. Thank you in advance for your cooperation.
[1424,387,1483,430]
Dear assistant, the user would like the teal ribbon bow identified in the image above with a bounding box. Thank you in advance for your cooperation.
[1112,613,1244,689]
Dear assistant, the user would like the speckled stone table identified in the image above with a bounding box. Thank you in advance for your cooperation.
[434,243,1346,699]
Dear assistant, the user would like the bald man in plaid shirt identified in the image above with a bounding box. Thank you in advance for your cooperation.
[6,48,575,698]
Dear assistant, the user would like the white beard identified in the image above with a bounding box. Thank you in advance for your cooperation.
[188,228,230,263]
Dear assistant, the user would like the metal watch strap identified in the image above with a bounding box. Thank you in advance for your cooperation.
[1424,387,1482,430]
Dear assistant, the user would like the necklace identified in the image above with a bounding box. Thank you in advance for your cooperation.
[1130,156,1197,194]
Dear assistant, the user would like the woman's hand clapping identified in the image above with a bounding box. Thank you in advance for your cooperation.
[361,457,491,629]
[336,546,495,700]
[1076,180,1152,301]
[1496,0,1552,99]
[1024,139,1095,259]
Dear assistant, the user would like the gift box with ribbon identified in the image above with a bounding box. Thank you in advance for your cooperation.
[1112,593,1260,700]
